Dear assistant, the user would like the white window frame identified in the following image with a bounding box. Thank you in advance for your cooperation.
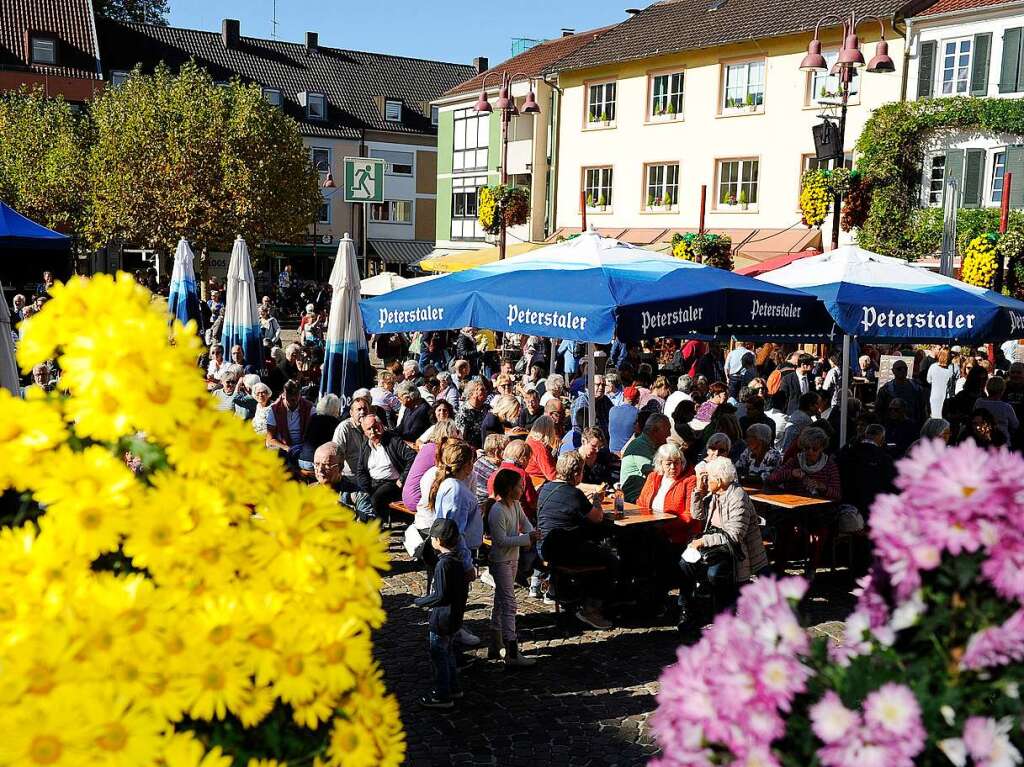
[716,158,760,209]
[384,99,402,122]
[926,153,946,207]
[721,59,765,113]
[370,200,413,224]
[808,51,860,105]
[991,149,1007,206]
[451,174,487,241]
[452,108,489,172]
[583,166,614,210]
[110,70,129,86]
[649,71,685,121]
[306,92,327,120]
[431,105,440,126]
[586,80,617,127]
[317,196,332,225]
[29,36,57,65]
[939,37,973,96]
[803,152,854,173]
[372,148,414,176]
[262,87,283,107]
[644,163,680,211]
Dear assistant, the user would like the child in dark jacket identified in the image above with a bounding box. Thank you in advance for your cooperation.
[414,518,469,708]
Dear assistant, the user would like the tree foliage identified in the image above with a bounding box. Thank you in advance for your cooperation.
[92,0,169,25]
[856,95,1024,259]
[86,63,321,255]
[0,88,88,232]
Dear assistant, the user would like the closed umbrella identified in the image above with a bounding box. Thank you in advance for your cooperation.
[221,235,262,369]
[167,238,204,333]
[321,234,371,399]
[0,280,19,394]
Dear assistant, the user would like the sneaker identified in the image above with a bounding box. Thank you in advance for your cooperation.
[419,694,454,710]
[575,607,612,630]
[456,627,481,647]
[480,569,496,589]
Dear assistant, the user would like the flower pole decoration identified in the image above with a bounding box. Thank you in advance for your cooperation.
[0,273,404,767]
[671,233,733,271]
[800,168,862,230]
[962,233,1000,290]
[477,183,530,237]
[652,440,1024,766]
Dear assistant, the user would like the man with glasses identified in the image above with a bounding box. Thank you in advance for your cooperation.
[571,374,611,432]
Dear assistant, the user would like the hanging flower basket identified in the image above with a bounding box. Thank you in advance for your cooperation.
[478,183,530,236]
[671,232,733,271]
[962,232,1000,289]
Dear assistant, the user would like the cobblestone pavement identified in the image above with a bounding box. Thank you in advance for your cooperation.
[374,529,857,767]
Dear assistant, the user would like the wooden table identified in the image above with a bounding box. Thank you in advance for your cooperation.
[744,489,834,510]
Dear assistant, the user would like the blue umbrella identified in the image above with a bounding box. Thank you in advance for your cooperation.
[360,230,828,343]
[757,244,1024,343]
[167,238,204,333]
[221,236,262,368]
[321,234,371,399]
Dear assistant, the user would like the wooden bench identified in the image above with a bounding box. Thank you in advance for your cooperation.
[543,562,610,614]
[388,501,415,519]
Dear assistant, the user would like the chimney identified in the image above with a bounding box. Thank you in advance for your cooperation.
[473,56,489,73]
[561,28,575,37]
[306,31,318,53]
[221,19,240,48]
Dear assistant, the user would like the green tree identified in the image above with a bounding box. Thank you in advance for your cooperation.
[0,88,88,232]
[92,0,169,25]
[87,63,320,263]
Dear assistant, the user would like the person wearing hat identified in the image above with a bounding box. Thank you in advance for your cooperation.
[414,518,469,709]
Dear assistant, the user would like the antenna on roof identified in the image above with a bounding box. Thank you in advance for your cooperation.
[708,0,727,10]
[271,0,278,39]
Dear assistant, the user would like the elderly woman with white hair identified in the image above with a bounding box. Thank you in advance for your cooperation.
[297,393,344,471]
[251,382,273,434]
[678,456,769,631]
[540,374,566,407]
[394,380,431,442]
[637,443,700,547]
[734,423,783,485]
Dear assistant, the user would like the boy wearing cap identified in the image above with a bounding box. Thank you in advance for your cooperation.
[414,518,469,709]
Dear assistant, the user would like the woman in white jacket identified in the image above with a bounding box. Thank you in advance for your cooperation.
[487,468,541,667]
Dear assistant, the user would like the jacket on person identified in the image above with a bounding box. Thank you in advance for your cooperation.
[268,396,313,447]
[355,433,416,492]
[779,369,810,414]
[413,551,467,636]
[690,483,768,583]
[396,400,431,442]
[637,469,700,545]
[838,440,896,516]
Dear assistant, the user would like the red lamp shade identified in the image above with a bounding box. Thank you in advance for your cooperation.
[495,84,512,110]
[800,38,828,72]
[837,33,865,67]
[322,169,336,189]
[522,89,541,113]
[474,90,492,113]
[866,38,895,73]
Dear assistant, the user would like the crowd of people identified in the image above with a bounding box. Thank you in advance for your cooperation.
[11,269,1024,712]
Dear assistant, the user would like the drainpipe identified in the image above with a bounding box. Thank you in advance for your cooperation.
[543,75,563,238]
[896,12,911,103]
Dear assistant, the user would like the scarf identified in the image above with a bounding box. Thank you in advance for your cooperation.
[798,451,828,475]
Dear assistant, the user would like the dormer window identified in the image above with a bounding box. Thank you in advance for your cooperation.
[384,100,402,122]
[110,70,129,86]
[431,105,440,126]
[262,87,283,107]
[301,92,326,120]
[30,35,57,65]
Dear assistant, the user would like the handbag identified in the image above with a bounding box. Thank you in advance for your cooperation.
[403,524,425,558]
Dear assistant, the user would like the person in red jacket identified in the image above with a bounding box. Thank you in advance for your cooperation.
[524,415,560,485]
[637,443,700,548]
[265,380,313,461]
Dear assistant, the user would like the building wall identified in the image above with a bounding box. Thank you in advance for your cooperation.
[365,138,436,242]
[553,26,905,234]
[906,3,1024,100]
[0,71,103,101]
[303,136,360,243]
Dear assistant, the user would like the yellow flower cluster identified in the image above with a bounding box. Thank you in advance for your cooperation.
[0,274,403,767]
[672,238,693,261]
[962,234,999,289]
[799,171,830,228]
[477,186,497,232]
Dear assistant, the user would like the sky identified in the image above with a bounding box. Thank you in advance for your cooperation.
[168,0,628,65]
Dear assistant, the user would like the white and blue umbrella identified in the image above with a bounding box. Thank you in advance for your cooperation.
[221,235,262,368]
[1,280,19,395]
[167,237,204,333]
[321,234,371,399]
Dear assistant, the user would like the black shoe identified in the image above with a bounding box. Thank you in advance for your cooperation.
[419,694,454,709]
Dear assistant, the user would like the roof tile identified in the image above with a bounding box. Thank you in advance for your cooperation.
[0,0,101,79]
[914,0,1018,16]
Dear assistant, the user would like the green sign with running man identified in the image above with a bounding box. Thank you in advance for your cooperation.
[342,156,385,203]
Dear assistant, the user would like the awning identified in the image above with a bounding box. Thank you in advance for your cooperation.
[736,248,822,277]
[418,242,543,273]
[368,239,435,265]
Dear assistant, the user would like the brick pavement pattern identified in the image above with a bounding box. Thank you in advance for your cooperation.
[375,530,855,767]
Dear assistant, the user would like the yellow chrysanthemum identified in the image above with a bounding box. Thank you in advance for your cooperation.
[160,732,234,767]
[81,693,166,767]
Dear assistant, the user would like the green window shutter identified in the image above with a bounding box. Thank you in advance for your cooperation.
[999,27,1022,93]
[918,40,936,98]
[962,149,986,208]
[1005,145,1024,208]
[971,33,992,95]
[944,149,965,207]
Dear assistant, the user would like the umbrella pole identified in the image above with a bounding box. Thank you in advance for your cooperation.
[550,338,556,376]
[840,334,851,447]
[587,343,596,431]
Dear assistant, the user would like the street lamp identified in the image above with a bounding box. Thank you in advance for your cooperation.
[799,11,894,250]
[313,161,339,280]
[473,71,540,260]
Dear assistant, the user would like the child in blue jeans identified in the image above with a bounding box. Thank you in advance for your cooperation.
[414,518,469,709]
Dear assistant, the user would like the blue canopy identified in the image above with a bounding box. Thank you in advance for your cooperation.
[0,203,70,249]
[758,245,1024,343]
[361,231,829,343]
